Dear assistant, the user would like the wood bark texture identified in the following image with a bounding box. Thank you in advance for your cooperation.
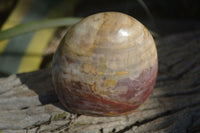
[0,31,200,133]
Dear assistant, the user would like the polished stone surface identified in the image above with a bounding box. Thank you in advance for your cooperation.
[52,12,158,116]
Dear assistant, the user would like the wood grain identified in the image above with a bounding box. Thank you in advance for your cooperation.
[0,30,200,133]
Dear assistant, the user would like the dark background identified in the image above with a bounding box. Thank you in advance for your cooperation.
[1,0,200,36]
[74,0,200,20]
[74,0,200,36]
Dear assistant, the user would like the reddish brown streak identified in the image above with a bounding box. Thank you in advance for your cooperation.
[53,62,157,116]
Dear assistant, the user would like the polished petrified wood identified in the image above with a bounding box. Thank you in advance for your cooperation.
[0,30,200,133]
[52,12,158,116]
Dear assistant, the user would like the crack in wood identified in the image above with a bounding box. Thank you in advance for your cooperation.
[116,102,200,133]
[156,86,200,98]
[1,30,200,133]
[49,114,79,133]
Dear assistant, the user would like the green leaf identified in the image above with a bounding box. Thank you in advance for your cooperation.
[0,17,82,41]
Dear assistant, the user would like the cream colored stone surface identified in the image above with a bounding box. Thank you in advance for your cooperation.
[53,12,157,99]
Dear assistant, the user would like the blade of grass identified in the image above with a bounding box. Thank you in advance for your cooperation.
[136,0,154,20]
[0,15,158,41]
[136,0,159,37]
[149,30,159,38]
[0,17,82,41]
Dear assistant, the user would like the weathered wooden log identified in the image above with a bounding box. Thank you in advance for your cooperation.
[0,30,200,133]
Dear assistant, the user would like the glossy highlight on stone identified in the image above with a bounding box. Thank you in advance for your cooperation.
[52,12,158,116]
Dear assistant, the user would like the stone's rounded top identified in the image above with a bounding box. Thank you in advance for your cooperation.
[56,12,157,81]
[64,12,152,56]
[52,12,158,116]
